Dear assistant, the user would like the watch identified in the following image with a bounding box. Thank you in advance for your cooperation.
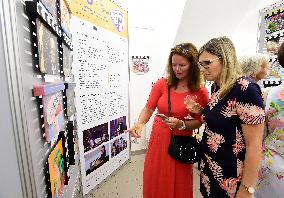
[178,120,186,130]
[240,183,255,194]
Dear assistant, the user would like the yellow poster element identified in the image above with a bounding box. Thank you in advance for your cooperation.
[70,0,128,38]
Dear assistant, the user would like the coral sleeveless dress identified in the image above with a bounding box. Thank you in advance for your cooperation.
[143,78,209,198]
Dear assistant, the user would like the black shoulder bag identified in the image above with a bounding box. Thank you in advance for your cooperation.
[167,87,201,164]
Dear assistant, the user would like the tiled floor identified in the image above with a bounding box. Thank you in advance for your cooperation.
[86,154,202,198]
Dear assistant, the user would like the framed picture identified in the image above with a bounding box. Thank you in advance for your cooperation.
[60,0,71,34]
[63,83,76,119]
[66,121,75,165]
[34,83,65,142]
[43,92,64,142]
[36,18,59,75]
[47,132,67,198]
[131,56,150,74]
[265,11,284,34]
[40,0,58,18]
[62,44,73,76]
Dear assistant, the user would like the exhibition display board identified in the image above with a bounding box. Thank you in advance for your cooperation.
[258,0,284,87]
[5,0,81,197]
[1,0,129,196]
[4,0,129,196]
[70,0,129,195]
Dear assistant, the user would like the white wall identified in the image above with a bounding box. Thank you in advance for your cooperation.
[128,0,186,151]
[128,0,281,151]
[174,0,280,55]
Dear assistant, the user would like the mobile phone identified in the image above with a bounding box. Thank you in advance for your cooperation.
[156,113,169,121]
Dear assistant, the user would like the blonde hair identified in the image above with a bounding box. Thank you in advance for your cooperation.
[239,53,269,77]
[166,42,201,92]
[199,36,242,98]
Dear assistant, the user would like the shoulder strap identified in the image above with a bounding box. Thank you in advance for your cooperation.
[168,86,172,116]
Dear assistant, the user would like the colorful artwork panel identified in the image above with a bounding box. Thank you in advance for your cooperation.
[40,0,58,18]
[48,138,66,198]
[110,116,127,139]
[60,0,71,34]
[84,144,110,175]
[33,83,65,96]
[36,19,59,75]
[43,92,65,142]
[266,11,284,34]
[111,134,127,158]
[83,123,109,153]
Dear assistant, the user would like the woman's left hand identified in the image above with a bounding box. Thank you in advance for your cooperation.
[163,117,182,129]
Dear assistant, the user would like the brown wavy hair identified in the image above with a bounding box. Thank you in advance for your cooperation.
[166,42,201,92]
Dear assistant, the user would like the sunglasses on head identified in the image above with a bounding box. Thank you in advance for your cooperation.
[171,44,189,54]
[198,57,221,69]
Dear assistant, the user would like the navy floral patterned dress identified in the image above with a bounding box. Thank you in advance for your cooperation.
[199,77,265,198]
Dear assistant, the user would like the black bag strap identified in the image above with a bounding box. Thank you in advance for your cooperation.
[168,86,172,116]
[168,86,174,136]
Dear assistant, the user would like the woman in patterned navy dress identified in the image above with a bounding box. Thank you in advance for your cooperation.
[188,37,266,198]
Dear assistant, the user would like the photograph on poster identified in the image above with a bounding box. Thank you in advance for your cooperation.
[85,144,110,175]
[41,0,58,17]
[83,123,109,153]
[132,55,150,74]
[36,19,59,75]
[110,116,127,139]
[47,137,66,198]
[62,44,73,76]
[43,92,65,142]
[111,135,127,158]
[60,0,71,34]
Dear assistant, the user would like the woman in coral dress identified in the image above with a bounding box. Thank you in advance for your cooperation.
[127,43,209,198]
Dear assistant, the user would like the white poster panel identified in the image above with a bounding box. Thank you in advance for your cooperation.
[72,17,129,195]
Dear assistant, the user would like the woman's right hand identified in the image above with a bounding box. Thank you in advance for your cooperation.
[125,123,145,138]
[184,96,202,115]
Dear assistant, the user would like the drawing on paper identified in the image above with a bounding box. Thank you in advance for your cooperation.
[43,92,65,142]
[47,137,66,198]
